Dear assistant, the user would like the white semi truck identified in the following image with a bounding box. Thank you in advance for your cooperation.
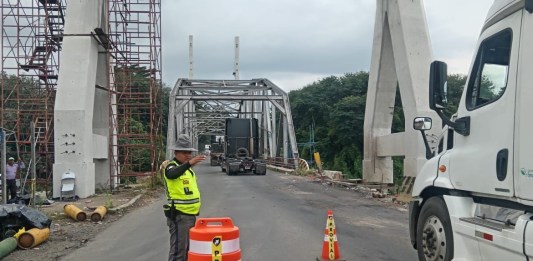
[409,0,533,260]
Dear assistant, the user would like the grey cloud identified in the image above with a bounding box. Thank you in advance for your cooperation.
[162,0,492,90]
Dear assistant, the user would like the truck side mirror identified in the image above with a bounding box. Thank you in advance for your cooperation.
[413,117,432,131]
[413,117,434,159]
[429,61,448,110]
[427,60,470,136]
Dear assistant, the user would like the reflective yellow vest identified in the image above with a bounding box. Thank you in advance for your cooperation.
[163,160,201,215]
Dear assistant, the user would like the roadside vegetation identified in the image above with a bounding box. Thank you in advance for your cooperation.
[289,72,466,184]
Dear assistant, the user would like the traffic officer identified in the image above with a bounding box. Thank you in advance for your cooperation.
[163,134,206,261]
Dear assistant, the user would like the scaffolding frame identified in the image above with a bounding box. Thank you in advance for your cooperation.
[1,0,66,190]
[1,0,162,194]
[107,0,162,187]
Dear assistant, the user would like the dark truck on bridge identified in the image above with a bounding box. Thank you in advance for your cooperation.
[220,118,266,175]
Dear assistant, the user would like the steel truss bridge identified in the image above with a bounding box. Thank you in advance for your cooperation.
[167,79,299,168]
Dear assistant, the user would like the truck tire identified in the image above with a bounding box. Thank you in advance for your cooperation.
[221,164,226,172]
[236,147,249,158]
[225,166,233,176]
[416,196,454,261]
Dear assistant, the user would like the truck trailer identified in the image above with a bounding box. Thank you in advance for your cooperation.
[409,1,533,260]
[220,118,266,175]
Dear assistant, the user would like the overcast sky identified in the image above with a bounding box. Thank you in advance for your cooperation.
[161,0,494,91]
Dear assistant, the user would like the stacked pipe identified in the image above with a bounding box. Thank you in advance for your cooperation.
[64,204,87,221]
[0,228,26,258]
[17,228,50,249]
[0,237,18,259]
[90,206,107,222]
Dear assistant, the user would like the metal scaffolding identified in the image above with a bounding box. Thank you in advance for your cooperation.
[1,0,66,188]
[107,0,162,185]
[1,0,162,194]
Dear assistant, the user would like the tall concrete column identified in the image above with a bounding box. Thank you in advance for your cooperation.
[53,0,108,198]
[363,0,441,183]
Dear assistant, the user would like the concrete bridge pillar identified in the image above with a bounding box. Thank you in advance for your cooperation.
[53,0,109,198]
[363,0,441,183]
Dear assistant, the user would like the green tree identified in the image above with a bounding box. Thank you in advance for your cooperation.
[289,72,369,178]
[444,74,467,116]
[289,71,467,182]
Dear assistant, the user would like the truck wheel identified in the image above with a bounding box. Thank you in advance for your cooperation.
[221,165,226,172]
[225,166,232,176]
[416,196,453,261]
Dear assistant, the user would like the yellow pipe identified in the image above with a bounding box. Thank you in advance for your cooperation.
[64,204,87,221]
[17,228,50,249]
[314,152,323,172]
[90,206,107,222]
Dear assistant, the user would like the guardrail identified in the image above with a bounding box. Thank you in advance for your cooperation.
[265,157,297,169]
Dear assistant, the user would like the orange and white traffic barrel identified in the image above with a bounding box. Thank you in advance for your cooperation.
[188,217,241,261]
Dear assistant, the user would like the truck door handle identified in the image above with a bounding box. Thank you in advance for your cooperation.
[496,149,508,181]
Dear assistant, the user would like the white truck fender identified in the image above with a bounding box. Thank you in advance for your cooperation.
[432,152,455,190]
[412,152,455,197]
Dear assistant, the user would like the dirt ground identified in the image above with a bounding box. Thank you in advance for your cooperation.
[3,182,164,261]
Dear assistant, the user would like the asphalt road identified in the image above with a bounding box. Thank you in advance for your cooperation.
[62,162,417,261]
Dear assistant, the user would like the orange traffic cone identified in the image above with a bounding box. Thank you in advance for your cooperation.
[317,210,345,261]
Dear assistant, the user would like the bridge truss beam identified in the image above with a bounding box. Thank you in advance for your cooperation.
[167,79,299,167]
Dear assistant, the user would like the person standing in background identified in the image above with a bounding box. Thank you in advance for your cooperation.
[5,157,25,202]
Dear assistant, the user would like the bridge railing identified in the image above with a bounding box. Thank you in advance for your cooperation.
[265,157,297,170]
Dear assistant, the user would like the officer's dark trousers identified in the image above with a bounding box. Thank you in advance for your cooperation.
[6,179,17,200]
[167,214,196,261]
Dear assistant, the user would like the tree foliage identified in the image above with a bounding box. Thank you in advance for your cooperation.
[289,72,466,182]
[444,74,467,117]
[289,72,370,178]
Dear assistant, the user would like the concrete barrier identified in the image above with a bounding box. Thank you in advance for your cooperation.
[323,170,344,180]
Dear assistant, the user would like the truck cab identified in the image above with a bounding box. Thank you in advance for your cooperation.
[409,1,533,260]
[220,118,267,176]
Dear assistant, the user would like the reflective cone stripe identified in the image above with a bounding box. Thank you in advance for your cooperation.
[323,230,340,260]
[189,237,240,255]
[188,217,241,261]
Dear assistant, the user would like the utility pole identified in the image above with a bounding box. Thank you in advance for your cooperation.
[1,129,6,204]
[234,36,248,117]
[233,36,239,80]
[189,35,194,79]
[0,15,4,204]
[31,121,36,207]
